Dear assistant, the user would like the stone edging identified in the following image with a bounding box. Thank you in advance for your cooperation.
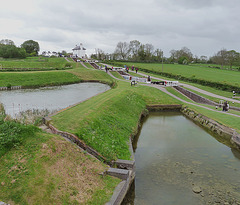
[175,86,240,112]
[174,86,217,105]
[43,117,109,164]
[0,86,21,91]
[181,106,240,149]
[43,105,240,205]
[42,116,136,205]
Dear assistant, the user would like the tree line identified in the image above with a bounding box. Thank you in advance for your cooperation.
[92,40,240,69]
[0,39,40,58]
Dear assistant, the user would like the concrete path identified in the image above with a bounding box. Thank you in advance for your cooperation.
[147,84,240,118]
[105,69,240,118]
[128,70,240,103]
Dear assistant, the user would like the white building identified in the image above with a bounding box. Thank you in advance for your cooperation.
[72,43,86,58]
[42,51,59,57]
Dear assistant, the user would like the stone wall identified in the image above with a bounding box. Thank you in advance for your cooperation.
[175,86,240,112]
[181,106,240,149]
[0,86,22,90]
[174,86,217,106]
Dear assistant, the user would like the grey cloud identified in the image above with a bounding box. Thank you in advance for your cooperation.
[1,0,240,57]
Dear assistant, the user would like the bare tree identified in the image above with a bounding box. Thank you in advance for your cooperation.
[114,42,130,60]
[145,43,154,60]
[211,49,228,69]
[129,40,141,60]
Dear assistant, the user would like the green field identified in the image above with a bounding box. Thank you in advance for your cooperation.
[0,71,82,88]
[113,62,240,88]
[51,80,181,161]
[0,57,74,70]
[1,59,240,204]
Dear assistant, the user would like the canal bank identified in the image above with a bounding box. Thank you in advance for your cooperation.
[122,110,240,205]
[45,100,240,204]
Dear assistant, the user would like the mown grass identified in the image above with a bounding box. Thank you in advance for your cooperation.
[185,104,240,133]
[166,87,194,103]
[0,57,72,69]
[1,59,240,204]
[0,119,120,204]
[182,86,240,108]
[129,67,238,100]
[67,63,115,86]
[51,80,181,161]
[115,62,240,86]
[0,71,82,88]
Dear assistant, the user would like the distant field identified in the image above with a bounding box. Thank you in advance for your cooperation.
[0,71,81,88]
[114,62,240,88]
[0,57,71,69]
[193,63,240,70]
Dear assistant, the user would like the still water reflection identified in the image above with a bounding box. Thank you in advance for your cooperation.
[0,83,110,117]
[123,112,240,205]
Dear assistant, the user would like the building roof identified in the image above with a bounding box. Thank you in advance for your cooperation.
[72,44,86,50]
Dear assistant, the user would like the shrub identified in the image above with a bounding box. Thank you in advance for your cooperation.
[0,120,38,156]
[64,62,72,68]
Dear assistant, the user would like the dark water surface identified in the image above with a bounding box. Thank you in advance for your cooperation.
[123,112,240,205]
[0,83,110,117]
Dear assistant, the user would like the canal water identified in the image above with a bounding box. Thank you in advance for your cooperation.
[123,112,240,205]
[0,83,110,117]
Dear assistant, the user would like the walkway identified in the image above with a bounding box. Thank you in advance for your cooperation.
[104,67,240,118]
[129,70,240,103]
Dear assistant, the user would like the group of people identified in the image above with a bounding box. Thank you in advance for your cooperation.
[222,101,229,112]
[125,65,139,73]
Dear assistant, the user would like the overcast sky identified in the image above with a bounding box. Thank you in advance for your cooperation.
[1,0,240,57]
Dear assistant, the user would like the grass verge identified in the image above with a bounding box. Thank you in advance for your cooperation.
[0,119,120,204]
[51,80,181,161]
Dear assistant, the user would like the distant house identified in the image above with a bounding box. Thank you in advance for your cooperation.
[72,43,86,58]
[42,51,59,57]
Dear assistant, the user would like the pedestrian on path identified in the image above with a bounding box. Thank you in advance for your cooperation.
[136,67,138,73]
[105,65,108,72]
[222,101,228,112]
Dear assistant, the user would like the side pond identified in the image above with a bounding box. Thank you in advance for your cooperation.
[0,83,110,117]
[122,112,240,205]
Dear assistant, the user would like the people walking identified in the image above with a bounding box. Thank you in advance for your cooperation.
[222,101,228,112]
[136,67,138,73]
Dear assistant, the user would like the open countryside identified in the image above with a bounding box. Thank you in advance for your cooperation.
[1,1,240,204]
[0,53,240,204]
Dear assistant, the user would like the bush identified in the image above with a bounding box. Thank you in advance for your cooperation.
[0,120,38,156]
[64,62,72,68]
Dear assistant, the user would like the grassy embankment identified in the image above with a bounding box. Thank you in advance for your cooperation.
[51,64,240,162]
[110,63,240,131]
[0,57,75,70]
[0,118,120,204]
[0,60,122,204]
[129,67,239,99]
[181,86,240,108]
[0,60,115,88]
[1,58,240,203]
[51,74,180,161]
[111,61,240,92]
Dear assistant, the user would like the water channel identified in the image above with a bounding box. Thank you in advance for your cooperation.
[123,112,240,205]
[0,83,110,117]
